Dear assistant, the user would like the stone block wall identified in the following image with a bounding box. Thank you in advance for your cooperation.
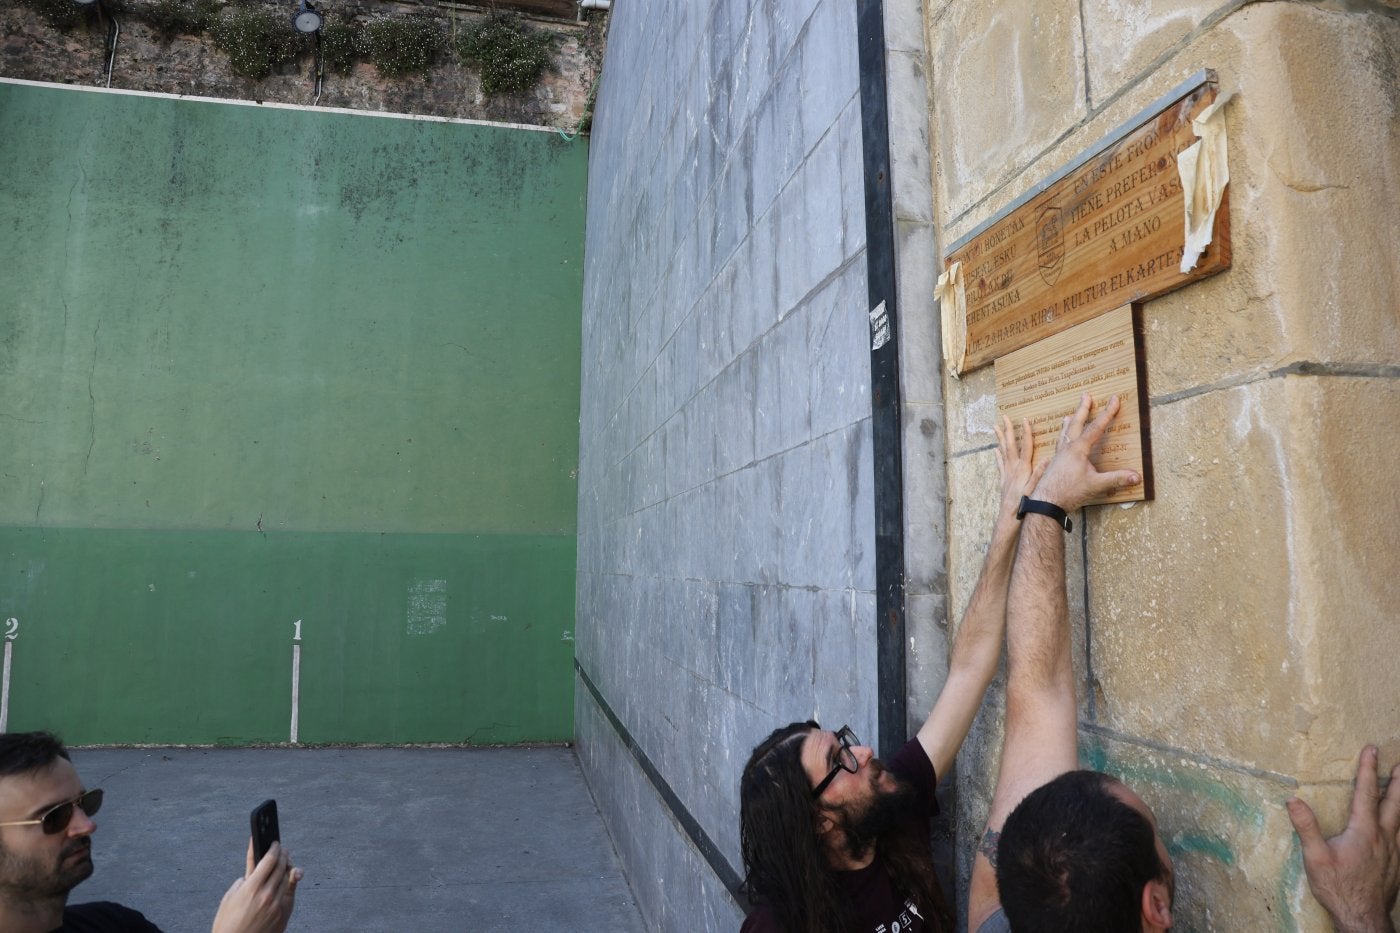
[575,0,884,926]
[0,1,601,126]
[925,1,1400,928]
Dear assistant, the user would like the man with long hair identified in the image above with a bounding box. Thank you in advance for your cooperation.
[0,730,301,932]
[739,415,1045,932]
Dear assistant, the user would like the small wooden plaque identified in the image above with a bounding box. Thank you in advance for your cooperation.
[994,304,1152,506]
[947,78,1230,372]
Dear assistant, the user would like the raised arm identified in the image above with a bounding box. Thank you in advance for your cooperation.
[967,394,1139,930]
[916,416,1044,780]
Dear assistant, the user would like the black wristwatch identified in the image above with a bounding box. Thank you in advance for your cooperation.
[1016,495,1072,533]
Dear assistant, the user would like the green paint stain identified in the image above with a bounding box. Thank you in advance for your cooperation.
[1082,736,1264,830]
[1167,832,1235,866]
[1275,832,1304,933]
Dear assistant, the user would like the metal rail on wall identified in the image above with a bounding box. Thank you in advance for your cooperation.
[855,0,908,761]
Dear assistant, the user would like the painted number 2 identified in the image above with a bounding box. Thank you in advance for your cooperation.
[293,619,302,642]
[4,619,17,641]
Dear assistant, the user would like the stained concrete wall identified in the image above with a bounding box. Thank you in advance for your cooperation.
[574,0,883,926]
[0,80,587,745]
[925,2,1400,929]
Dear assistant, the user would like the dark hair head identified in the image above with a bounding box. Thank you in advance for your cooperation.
[739,721,844,932]
[997,770,1167,933]
[739,721,951,933]
[0,732,70,778]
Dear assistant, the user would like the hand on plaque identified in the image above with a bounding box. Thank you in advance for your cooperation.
[1032,394,1140,513]
[994,415,1045,525]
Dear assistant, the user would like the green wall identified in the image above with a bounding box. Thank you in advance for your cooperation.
[0,81,586,744]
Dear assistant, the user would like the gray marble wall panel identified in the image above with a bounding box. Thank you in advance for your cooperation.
[575,0,886,927]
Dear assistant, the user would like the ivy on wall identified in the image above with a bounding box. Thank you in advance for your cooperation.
[359,15,444,78]
[457,12,556,95]
[17,0,90,30]
[319,16,360,73]
[145,0,220,41]
[211,5,300,78]
[14,0,573,92]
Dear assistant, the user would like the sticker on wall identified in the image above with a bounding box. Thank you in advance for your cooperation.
[869,301,890,351]
[406,579,448,636]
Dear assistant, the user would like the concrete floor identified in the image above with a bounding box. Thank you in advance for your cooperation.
[65,745,646,932]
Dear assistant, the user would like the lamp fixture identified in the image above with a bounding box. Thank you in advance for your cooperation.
[293,0,322,33]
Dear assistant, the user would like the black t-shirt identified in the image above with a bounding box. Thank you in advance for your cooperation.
[54,902,162,932]
[741,737,939,933]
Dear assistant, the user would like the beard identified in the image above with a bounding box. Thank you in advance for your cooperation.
[0,836,93,901]
[837,763,919,861]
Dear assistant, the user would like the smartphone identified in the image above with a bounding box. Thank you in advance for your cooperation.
[250,799,280,863]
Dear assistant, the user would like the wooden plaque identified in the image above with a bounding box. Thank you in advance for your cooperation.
[994,304,1152,506]
[948,78,1230,372]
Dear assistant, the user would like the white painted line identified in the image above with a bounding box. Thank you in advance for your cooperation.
[0,640,11,733]
[0,78,561,133]
[290,644,301,744]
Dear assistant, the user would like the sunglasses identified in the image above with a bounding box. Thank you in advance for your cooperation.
[0,788,103,834]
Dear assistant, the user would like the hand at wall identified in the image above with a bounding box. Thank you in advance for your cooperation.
[1288,745,1400,933]
[1030,394,1139,513]
[993,415,1046,525]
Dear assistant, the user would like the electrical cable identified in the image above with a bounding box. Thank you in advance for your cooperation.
[313,32,323,105]
[556,72,599,142]
[103,7,119,87]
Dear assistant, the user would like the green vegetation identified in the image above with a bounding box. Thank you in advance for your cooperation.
[359,15,444,78]
[319,17,362,74]
[211,6,300,79]
[144,0,220,41]
[17,1,579,96]
[457,12,556,95]
[17,0,91,32]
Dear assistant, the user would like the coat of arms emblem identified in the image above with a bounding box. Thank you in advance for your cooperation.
[1037,203,1064,286]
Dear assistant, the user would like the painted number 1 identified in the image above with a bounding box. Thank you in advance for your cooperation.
[293,619,302,642]
[4,619,17,641]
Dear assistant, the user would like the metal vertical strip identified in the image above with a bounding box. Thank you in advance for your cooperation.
[855,0,907,759]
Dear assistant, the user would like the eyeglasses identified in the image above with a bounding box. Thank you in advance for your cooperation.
[811,726,859,798]
[0,789,103,834]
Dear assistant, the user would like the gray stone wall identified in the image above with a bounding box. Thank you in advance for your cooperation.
[0,2,600,127]
[574,0,879,926]
[926,2,1400,929]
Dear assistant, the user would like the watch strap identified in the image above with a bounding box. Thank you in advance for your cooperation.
[1016,495,1073,533]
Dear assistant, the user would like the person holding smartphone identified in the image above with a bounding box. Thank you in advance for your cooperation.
[0,730,301,933]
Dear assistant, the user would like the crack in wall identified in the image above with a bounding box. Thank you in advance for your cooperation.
[1267,158,1355,192]
[1079,518,1096,722]
[1151,359,1400,407]
[950,360,1398,460]
[62,163,88,330]
[1080,721,1301,787]
[1078,0,1093,111]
